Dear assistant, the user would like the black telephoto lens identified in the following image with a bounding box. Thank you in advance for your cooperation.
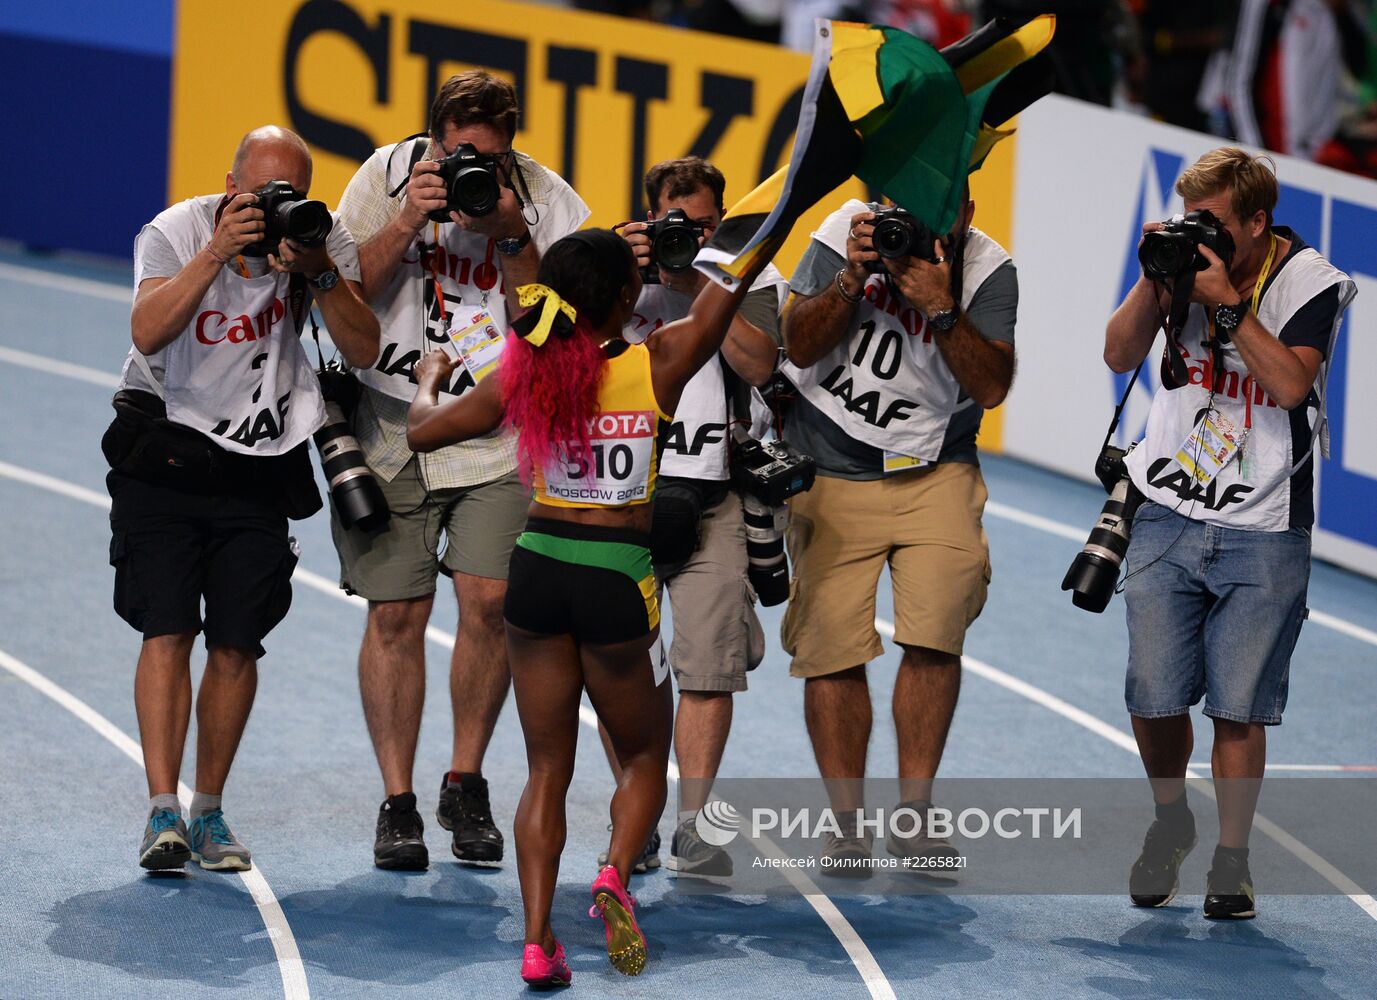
[314,402,389,531]
[656,228,698,271]
[1061,476,1144,613]
[873,216,915,258]
[452,166,500,216]
[279,200,333,247]
[742,494,790,606]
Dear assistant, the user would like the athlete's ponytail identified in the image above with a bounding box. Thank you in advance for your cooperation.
[500,229,636,481]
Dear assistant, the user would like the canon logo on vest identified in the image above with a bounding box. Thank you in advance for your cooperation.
[195,296,288,346]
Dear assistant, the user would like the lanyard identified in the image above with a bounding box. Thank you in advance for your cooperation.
[429,222,448,326]
[1205,232,1278,432]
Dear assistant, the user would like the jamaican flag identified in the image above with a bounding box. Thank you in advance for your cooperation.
[695,16,1056,287]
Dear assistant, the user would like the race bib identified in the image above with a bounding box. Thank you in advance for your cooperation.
[448,308,504,384]
[1174,410,1241,487]
[542,409,657,505]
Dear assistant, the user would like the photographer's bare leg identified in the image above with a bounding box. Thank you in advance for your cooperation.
[134,632,196,796]
[449,572,511,774]
[675,691,732,813]
[1212,719,1265,848]
[895,645,960,803]
[193,645,258,794]
[804,667,871,814]
[1131,713,1194,804]
[359,596,433,795]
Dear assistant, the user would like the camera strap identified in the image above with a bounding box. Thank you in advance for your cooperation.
[387,133,431,199]
[1161,270,1195,388]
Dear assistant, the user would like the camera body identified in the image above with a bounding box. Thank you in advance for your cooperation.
[640,208,705,284]
[429,143,503,222]
[865,205,942,273]
[731,436,816,508]
[313,362,389,531]
[245,180,333,257]
[1138,209,1236,281]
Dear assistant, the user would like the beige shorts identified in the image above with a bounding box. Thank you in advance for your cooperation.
[782,463,992,678]
[331,457,528,600]
[662,494,766,693]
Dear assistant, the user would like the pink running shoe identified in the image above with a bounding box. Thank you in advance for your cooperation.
[520,940,572,989]
[589,864,647,976]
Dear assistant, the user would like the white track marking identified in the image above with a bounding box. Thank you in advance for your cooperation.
[0,647,309,998]
[0,261,133,303]
[985,500,1087,543]
[0,459,893,1000]
[875,618,1377,923]
[0,345,120,388]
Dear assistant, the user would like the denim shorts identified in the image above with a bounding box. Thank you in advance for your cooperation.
[1123,503,1311,725]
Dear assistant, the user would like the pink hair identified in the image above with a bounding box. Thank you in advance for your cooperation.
[498,321,607,483]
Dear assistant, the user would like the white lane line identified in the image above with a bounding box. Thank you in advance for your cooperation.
[985,500,1086,544]
[0,459,894,1000]
[0,647,310,999]
[0,345,121,388]
[0,261,134,304]
[1263,764,1377,772]
[874,618,1377,923]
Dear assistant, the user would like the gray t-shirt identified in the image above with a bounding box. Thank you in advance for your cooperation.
[784,241,1017,478]
[126,208,362,393]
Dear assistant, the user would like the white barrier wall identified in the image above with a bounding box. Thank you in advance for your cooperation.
[1003,96,1377,580]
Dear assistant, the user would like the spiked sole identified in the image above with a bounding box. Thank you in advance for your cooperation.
[594,891,647,976]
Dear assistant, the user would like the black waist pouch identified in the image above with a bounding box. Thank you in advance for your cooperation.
[650,477,730,577]
[101,389,322,519]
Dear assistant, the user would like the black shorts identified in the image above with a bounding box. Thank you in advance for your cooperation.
[504,518,658,645]
[107,471,298,657]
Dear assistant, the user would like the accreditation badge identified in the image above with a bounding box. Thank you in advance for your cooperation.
[883,450,929,475]
[447,308,504,383]
[1174,410,1241,487]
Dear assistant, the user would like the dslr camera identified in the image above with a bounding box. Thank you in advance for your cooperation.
[640,208,705,283]
[731,434,817,607]
[1061,444,1144,613]
[1138,209,1236,281]
[865,205,941,273]
[313,363,389,531]
[245,180,333,257]
[429,143,503,222]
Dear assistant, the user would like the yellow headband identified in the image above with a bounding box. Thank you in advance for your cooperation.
[516,283,578,347]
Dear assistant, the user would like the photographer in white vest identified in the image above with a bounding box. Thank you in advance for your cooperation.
[107,125,379,873]
[1106,147,1355,919]
[335,71,589,870]
[780,185,1017,873]
[605,157,786,877]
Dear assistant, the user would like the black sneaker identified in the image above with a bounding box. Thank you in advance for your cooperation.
[1129,803,1196,907]
[438,773,504,865]
[666,816,732,878]
[597,825,661,873]
[886,798,963,874]
[1205,847,1257,919]
[374,792,428,871]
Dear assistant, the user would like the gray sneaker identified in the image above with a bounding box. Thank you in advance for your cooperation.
[819,824,874,879]
[188,809,252,871]
[886,798,962,873]
[139,807,190,871]
[597,824,661,873]
[666,816,733,877]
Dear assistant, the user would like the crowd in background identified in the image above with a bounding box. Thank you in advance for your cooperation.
[558,0,1377,179]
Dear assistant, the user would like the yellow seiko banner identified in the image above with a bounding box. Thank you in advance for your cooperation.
[170,0,1013,446]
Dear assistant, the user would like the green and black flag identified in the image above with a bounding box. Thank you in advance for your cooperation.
[696,15,1056,287]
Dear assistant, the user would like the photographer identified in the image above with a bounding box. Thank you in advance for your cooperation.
[612,157,787,877]
[334,71,589,871]
[779,189,1017,872]
[108,125,378,872]
[1105,147,1355,919]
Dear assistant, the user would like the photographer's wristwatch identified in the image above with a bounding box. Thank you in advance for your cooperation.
[1214,298,1248,333]
[308,266,341,293]
[495,230,532,256]
[927,302,961,332]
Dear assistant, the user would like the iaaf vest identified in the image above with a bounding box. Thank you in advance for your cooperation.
[122,194,326,457]
[533,344,672,508]
[1126,243,1354,530]
[351,138,589,402]
[624,264,788,480]
[781,200,1010,462]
